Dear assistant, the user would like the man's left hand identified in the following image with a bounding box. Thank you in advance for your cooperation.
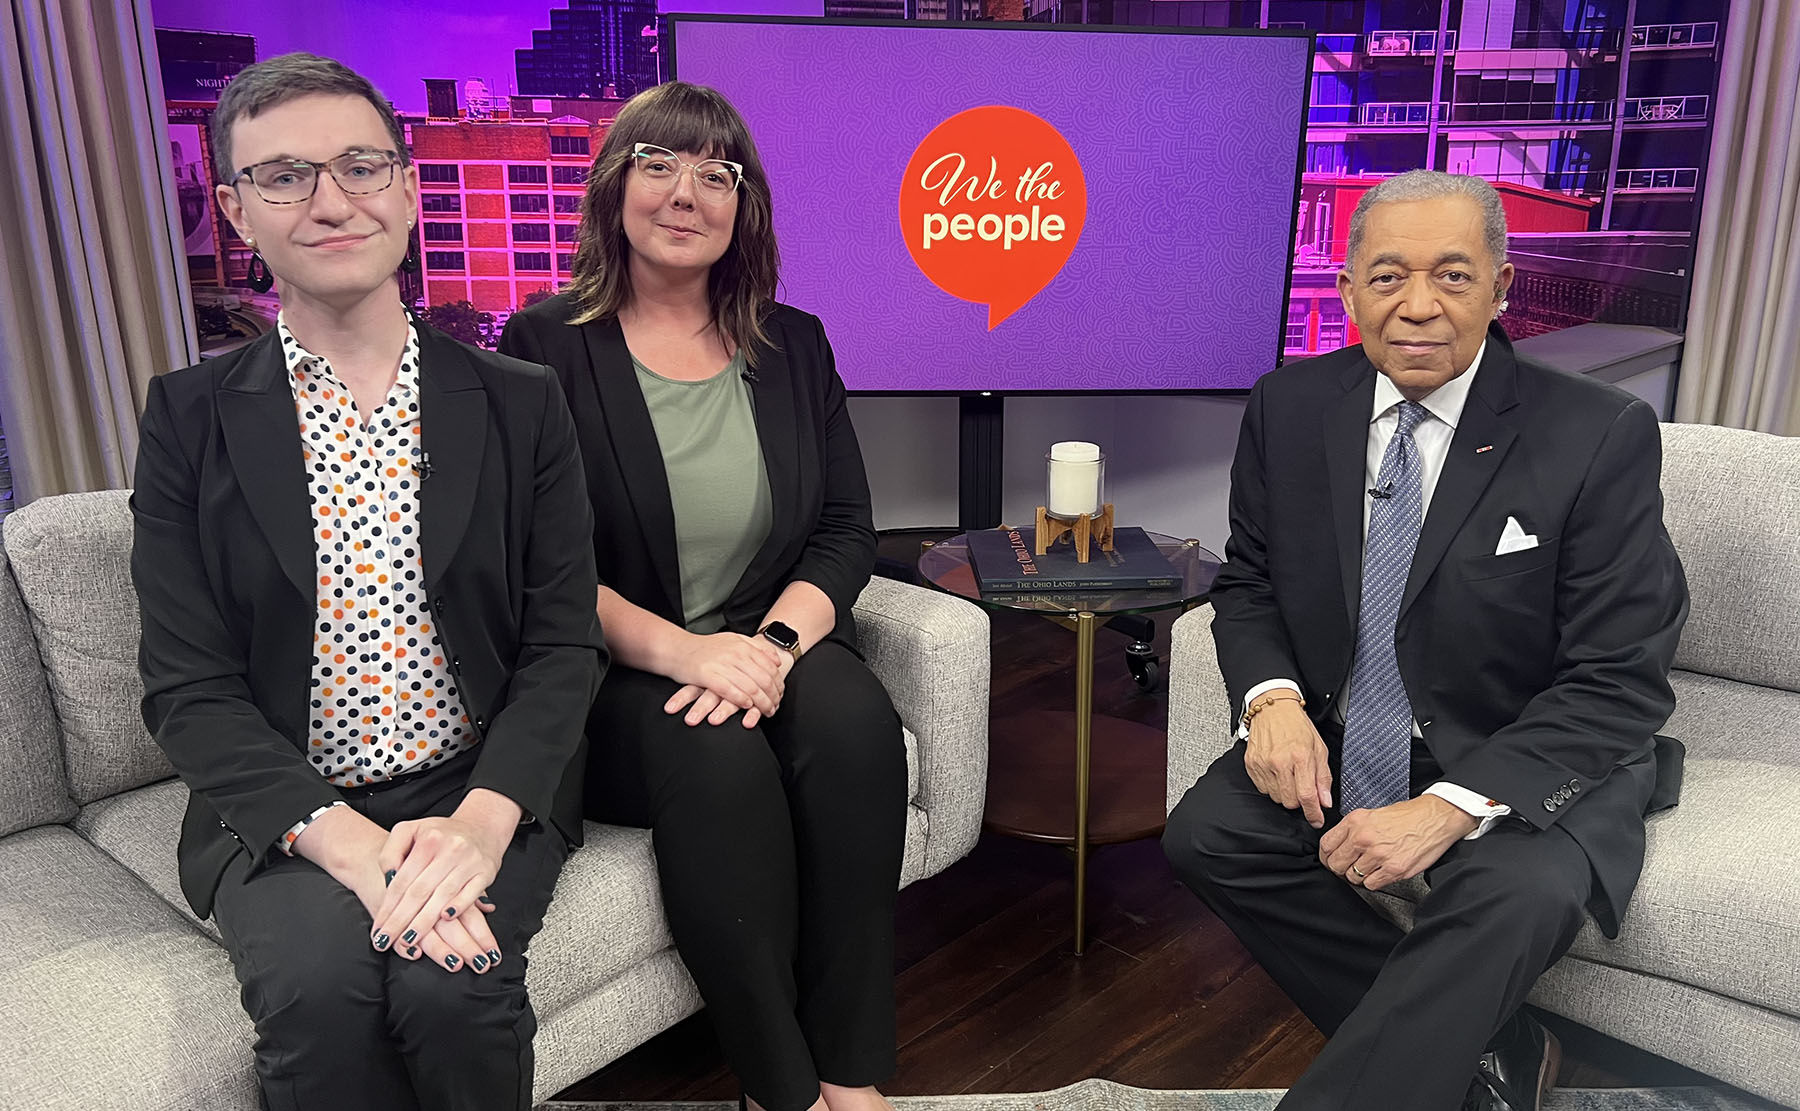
[1320,795,1478,890]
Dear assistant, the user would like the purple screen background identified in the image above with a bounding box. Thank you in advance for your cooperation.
[674,20,1310,392]
[148,0,823,116]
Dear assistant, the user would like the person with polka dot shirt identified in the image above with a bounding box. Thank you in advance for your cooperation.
[131,54,604,1111]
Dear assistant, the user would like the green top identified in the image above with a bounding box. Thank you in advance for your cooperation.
[632,350,773,634]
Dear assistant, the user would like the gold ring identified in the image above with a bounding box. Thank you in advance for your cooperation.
[1351,865,1367,879]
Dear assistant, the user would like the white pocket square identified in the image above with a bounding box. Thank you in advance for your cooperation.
[1495,516,1539,556]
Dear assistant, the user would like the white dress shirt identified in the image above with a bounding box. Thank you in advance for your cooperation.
[1239,341,1514,838]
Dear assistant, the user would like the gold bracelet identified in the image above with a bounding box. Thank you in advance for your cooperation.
[1244,691,1305,724]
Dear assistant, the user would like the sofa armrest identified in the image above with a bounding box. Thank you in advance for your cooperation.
[1167,603,1235,813]
[851,577,990,880]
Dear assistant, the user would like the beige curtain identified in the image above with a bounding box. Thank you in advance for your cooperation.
[0,0,195,506]
[1674,0,1800,436]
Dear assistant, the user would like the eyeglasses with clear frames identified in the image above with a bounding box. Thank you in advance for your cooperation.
[232,149,401,205]
[631,143,743,203]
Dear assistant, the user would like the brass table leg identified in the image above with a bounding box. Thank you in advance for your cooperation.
[1073,610,1096,955]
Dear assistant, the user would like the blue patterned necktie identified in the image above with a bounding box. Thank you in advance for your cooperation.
[1340,400,1429,813]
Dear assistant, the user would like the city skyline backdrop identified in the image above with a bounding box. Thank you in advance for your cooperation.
[154,0,1729,365]
[151,0,823,115]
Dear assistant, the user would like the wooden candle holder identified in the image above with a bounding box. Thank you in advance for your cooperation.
[1035,503,1115,563]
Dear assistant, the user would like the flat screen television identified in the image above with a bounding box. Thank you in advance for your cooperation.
[671,16,1312,393]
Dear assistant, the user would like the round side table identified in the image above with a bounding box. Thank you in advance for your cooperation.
[918,531,1220,953]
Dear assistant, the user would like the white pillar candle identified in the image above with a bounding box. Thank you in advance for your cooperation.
[1046,441,1104,519]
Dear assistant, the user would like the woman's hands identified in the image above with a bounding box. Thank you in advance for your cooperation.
[294,804,503,974]
[367,789,521,973]
[665,632,792,727]
[409,897,502,973]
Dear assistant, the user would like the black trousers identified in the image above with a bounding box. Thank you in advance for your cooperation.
[587,641,908,1111]
[1162,743,1593,1111]
[211,749,570,1111]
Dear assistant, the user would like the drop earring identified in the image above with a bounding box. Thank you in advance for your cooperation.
[245,243,274,293]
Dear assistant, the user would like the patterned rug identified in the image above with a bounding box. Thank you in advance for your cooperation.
[540,1077,1781,1110]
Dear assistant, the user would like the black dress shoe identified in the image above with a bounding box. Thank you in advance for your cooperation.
[1471,1012,1563,1111]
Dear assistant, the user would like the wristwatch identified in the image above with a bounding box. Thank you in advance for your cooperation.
[758,620,802,661]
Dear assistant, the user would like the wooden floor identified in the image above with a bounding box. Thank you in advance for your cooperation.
[557,572,1730,1103]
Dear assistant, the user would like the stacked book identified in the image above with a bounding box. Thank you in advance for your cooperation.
[966,525,1180,601]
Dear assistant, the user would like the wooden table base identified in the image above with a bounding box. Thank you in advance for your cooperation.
[984,709,1170,846]
[984,704,1169,954]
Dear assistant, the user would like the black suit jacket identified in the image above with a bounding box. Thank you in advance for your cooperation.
[1210,324,1688,935]
[498,295,877,649]
[132,321,607,918]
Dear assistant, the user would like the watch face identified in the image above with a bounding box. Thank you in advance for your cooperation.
[761,621,800,650]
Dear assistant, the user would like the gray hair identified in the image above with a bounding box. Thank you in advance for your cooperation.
[210,53,411,183]
[1344,170,1508,275]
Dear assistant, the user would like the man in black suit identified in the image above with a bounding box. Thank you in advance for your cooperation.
[1163,171,1688,1111]
[131,54,604,1111]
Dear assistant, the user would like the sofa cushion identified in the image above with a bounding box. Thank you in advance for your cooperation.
[1665,670,1800,765]
[1659,422,1800,693]
[525,822,677,1017]
[532,947,703,1100]
[2,490,170,804]
[1,825,258,1110]
[0,540,76,835]
[75,778,215,938]
[1563,756,1800,1017]
[76,790,740,1026]
[1369,757,1800,1020]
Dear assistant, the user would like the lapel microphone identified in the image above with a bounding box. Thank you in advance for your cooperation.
[1369,482,1394,499]
[741,367,759,384]
[415,449,433,482]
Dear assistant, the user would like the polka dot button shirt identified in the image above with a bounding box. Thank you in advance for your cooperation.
[276,315,474,852]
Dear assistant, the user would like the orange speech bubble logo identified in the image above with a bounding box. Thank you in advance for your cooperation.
[900,106,1087,331]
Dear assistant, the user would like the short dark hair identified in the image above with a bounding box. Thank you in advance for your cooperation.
[567,82,781,366]
[210,53,411,183]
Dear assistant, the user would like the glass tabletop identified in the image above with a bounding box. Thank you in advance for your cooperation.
[917,529,1220,617]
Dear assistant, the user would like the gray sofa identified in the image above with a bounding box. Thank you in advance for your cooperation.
[1,489,991,1110]
[1166,421,1800,1108]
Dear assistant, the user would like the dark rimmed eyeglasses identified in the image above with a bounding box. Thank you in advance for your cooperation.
[232,149,401,205]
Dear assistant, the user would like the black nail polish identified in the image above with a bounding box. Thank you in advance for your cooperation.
[402,929,417,944]
[374,933,390,950]
[406,946,418,958]
[487,949,501,965]
[444,955,459,970]
[384,870,396,886]
[445,906,456,918]
[471,954,487,971]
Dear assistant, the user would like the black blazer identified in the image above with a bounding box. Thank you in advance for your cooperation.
[498,295,877,650]
[132,322,607,918]
[1209,324,1688,935]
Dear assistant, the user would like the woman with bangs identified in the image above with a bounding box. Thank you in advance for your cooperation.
[499,82,905,1111]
